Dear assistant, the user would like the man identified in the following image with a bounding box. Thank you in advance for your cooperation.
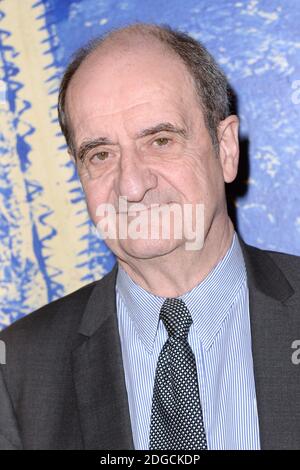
[0,23,299,450]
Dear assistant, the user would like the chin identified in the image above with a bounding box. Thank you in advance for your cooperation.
[117,237,182,260]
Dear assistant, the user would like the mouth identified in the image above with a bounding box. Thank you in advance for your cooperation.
[118,203,170,215]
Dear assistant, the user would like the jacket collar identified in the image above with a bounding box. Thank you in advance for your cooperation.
[78,236,294,340]
[237,234,294,302]
[72,263,134,449]
[73,235,297,449]
[237,234,298,449]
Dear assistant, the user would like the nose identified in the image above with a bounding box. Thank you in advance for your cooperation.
[117,147,157,203]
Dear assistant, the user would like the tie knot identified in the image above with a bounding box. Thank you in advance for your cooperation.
[160,298,192,339]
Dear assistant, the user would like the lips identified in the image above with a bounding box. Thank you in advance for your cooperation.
[120,203,168,215]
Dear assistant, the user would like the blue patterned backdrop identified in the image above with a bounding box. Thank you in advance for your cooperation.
[0,0,300,329]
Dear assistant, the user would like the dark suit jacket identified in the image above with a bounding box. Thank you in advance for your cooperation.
[0,236,300,450]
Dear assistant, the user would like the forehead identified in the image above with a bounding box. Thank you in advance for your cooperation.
[66,41,201,141]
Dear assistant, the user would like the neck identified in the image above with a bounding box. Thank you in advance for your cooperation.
[117,215,235,297]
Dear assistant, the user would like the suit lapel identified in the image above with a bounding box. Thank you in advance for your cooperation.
[71,263,134,450]
[71,236,300,450]
[239,236,300,449]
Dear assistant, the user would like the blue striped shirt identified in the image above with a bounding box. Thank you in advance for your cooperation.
[115,231,260,449]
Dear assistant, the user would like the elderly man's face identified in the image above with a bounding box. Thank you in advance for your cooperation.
[66,41,238,261]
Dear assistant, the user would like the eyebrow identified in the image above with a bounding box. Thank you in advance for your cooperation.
[77,137,114,162]
[135,122,188,139]
[77,122,187,162]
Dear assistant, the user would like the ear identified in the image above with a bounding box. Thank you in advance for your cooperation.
[217,115,239,183]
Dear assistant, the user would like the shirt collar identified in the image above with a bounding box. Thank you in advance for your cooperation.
[116,231,247,353]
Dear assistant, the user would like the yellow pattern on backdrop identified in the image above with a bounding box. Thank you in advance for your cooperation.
[0,0,106,327]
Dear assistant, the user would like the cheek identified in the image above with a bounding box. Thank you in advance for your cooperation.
[168,158,211,201]
[84,193,101,224]
[81,178,114,223]
[178,159,222,207]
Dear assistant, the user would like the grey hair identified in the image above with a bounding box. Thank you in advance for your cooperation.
[57,23,232,157]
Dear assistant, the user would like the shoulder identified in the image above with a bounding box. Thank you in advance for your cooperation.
[255,243,300,271]
[264,246,300,268]
[263,247,300,290]
[242,240,300,291]
[0,266,117,394]
[0,281,93,342]
[0,266,116,346]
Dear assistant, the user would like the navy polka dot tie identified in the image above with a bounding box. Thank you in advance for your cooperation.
[149,298,207,450]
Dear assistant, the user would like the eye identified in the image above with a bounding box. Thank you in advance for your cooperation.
[90,151,109,163]
[154,137,170,147]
